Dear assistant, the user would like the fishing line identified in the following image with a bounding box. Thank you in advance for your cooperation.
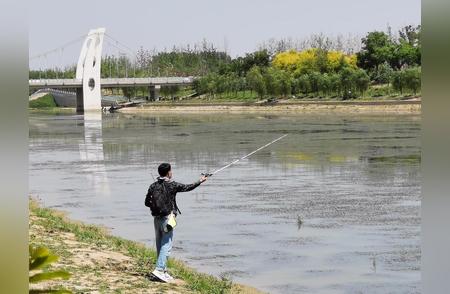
[202,134,288,177]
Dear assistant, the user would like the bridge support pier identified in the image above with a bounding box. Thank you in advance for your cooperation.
[75,28,105,112]
[149,85,160,101]
[76,88,84,113]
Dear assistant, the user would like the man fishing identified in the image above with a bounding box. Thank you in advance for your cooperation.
[145,163,207,283]
[144,134,287,283]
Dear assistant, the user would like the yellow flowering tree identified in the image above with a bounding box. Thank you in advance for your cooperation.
[272,48,357,75]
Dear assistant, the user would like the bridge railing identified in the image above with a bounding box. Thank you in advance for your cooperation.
[29,76,197,89]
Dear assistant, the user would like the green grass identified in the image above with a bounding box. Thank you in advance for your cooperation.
[30,200,234,294]
[173,86,419,103]
[211,90,259,101]
[29,93,57,108]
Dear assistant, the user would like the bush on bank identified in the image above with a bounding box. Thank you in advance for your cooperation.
[29,93,57,108]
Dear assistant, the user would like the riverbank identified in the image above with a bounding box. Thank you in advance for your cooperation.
[29,99,420,115]
[120,99,421,114]
[29,198,263,294]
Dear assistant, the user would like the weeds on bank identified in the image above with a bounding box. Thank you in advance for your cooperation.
[30,199,233,293]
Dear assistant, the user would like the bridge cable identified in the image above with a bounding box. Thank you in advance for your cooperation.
[29,34,87,61]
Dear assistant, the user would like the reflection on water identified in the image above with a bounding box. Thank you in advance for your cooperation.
[29,112,421,294]
[78,112,110,197]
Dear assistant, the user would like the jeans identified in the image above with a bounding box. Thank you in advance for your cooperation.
[154,216,173,271]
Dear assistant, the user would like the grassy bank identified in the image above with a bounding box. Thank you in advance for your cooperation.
[29,93,57,108]
[29,199,262,294]
[162,86,420,103]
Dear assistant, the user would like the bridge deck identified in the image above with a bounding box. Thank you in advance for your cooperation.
[29,77,195,89]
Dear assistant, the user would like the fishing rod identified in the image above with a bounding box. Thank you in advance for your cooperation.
[202,134,288,178]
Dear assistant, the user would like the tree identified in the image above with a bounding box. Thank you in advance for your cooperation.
[357,31,395,71]
[399,25,421,47]
[340,67,356,99]
[161,85,180,100]
[308,72,321,95]
[296,74,311,95]
[272,48,356,76]
[264,67,282,96]
[315,48,329,73]
[279,70,292,96]
[392,40,421,69]
[241,50,271,74]
[353,69,370,96]
[329,73,341,96]
[121,87,133,99]
[371,62,394,84]
[404,67,421,95]
[246,66,266,97]
[391,70,405,94]
[318,73,331,96]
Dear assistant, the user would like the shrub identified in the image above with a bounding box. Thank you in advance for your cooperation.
[29,94,56,108]
[295,74,311,95]
[353,69,370,96]
[403,67,421,95]
[391,70,405,94]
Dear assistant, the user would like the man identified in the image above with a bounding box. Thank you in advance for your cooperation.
[145,163,207,282]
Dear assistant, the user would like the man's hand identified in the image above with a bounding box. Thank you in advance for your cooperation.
[200,175,208,183]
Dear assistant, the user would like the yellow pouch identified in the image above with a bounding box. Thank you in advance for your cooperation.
[167,212,177,230]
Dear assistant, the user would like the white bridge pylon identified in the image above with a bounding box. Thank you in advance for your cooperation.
[76,28,105,112]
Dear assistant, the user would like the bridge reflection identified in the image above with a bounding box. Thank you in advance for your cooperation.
[78,112,110,197]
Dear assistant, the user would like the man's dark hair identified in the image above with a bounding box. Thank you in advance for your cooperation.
[158,163,171,177]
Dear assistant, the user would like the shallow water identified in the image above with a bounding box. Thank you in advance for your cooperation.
[29,112,421,294]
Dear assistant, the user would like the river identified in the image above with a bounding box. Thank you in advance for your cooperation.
[29,111,421,294]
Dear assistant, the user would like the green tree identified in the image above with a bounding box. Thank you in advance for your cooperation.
[340,67,356,99]
[121,87,133,99]
[246,66,266,97]
[399,25,421,47]
[296,74,311,95]
[264,67,292,96]
[371,62,394,84]
[403,67,421,95]
[353,69,370,96]
[391,70,406,94]
[241,50,271,74]
[392,41,421,69]
[279,70,292,96]
[315,48,329,73]
[329,73,341,97]
[161,85,180,100]
[308,72,321,96]
[318,73,331,96]
[357,31,395,72]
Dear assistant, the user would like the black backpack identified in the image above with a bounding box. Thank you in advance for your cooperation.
[145,181,173,216]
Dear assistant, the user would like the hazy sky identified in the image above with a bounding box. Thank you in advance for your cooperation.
[29,0,421,68]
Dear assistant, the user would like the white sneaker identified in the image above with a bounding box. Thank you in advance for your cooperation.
[152,269,169,283]
[164,271,175,282]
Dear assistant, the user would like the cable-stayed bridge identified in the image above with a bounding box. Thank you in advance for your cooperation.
[29,28,195,112]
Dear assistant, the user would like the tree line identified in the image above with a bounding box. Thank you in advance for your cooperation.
[29,25,421,100]
[193,25,421,99]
